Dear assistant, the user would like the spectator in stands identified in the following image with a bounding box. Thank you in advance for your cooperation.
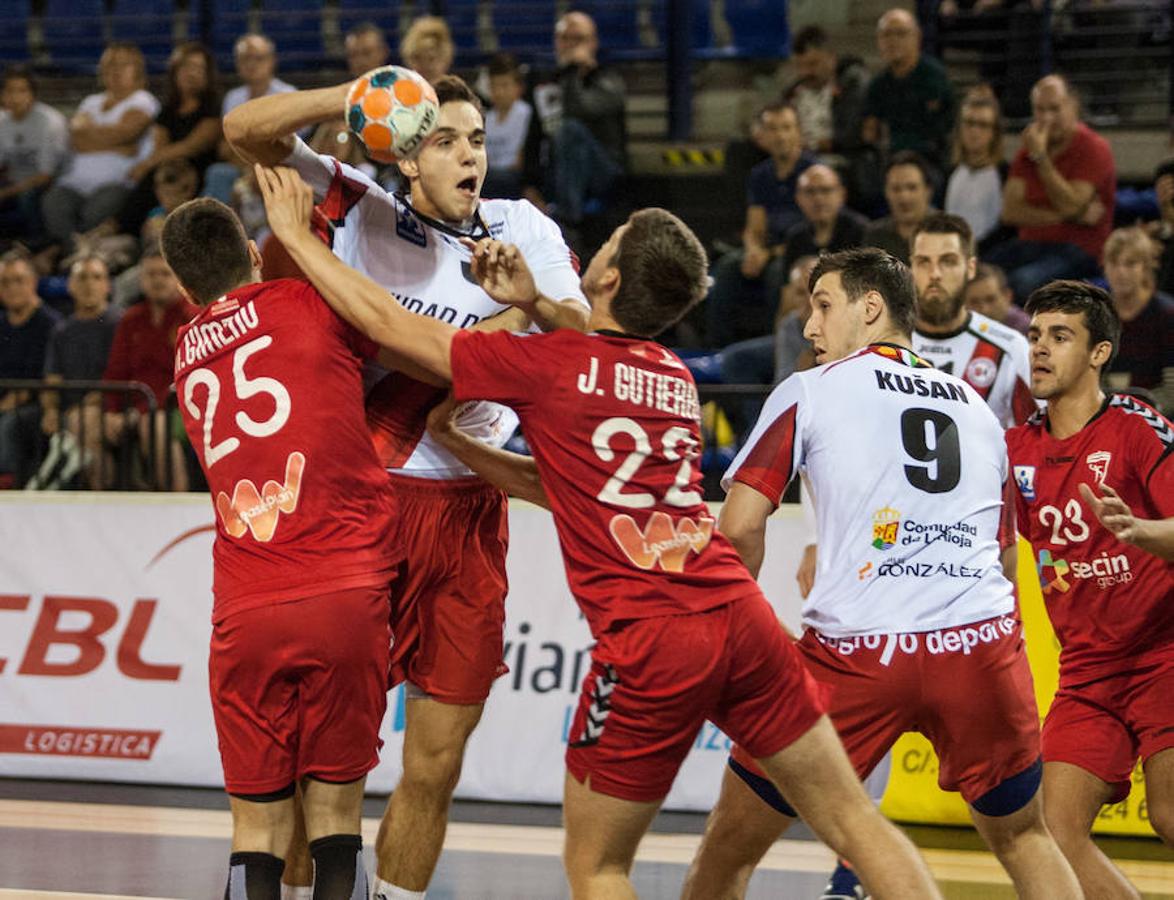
[141,159,200,248]
[307,22,390,177]
[401,16,455,86]
[0,67,68,249]
[781,163,868,278]
[204,35,295,204]
[863,150,934,264]
[784,26,869,163]
[482,54,534,200]
[117,42,222,235]
[1102,226,1173,410]
[33,254,119,490]
[0,252,60,488]
[1154,157,1174,294]
[862,9,956,179]
[40,44,159,255]
[526,11,627,228]
[102,247,196,490]
[945,85,1005,247]
[705,102,813,348]
[964,262,1029,334]
[990,74,1115,300]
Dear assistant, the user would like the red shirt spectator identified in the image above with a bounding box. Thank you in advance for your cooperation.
[104,295,198,411]
[1008,121,1115,260]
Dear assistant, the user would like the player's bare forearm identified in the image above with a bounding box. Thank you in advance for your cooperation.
[226,85,350,166]
[1000,545,1019,584]
[531,295,589,332]
[718,483,774,579]
[255,164,456,381]
[1131,518,1174,561]
[427,403,550,508]
[470,307,531,334]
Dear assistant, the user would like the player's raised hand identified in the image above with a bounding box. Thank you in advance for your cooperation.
[1078,481,1138,544]
[254,164,314,245]
[461,237,539,309]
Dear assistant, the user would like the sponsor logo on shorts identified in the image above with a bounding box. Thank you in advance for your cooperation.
[609,511,713,573]
[1037,549,1132,594]
[216,451,305,542]
[871,506,900,550]
[1086,450,1111,484]
[815,615,1017,665]
[1014,465,1036,501]
[0,724,161,759]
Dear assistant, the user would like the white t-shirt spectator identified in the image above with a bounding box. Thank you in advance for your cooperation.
[0,101,69,184]
[945,163,1003,242]
[486,99,532,173]
[58,89,161,195]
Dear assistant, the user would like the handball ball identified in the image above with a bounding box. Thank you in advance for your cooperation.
[345,66,439,164]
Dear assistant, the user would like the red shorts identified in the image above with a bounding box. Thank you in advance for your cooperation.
[565,594,824,803]
[209,583,393,795]
[1043,656,1174,803]
[732,614,1040,805]
[386,473,509,704]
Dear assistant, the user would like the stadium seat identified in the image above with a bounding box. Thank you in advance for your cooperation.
[577,0,648,60]
[0,1,33,63]
[445,0,482,57]
[110,0,181,73]
[492,0,554,62]
[336,0,399,53]
[39,0,107,73]
[259,0,325,68]
[205,0,256,72]
[724,0,788,58]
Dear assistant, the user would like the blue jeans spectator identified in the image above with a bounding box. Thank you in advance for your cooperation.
[985,240,1101,302]
[549,119,623,225]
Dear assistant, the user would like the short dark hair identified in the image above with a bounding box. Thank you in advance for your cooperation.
[434,74,483,113]
[755,101,797,126]
[972,262,1008,291]
[609,208,709,337]
[487,52,522,80]
[792,25,829,55]
[2,65,36,95]
[1155,157,1174,182]
[1024,280,1120,370]
[911,212,974,258]
[161,198,252,305]
[885,150,932,187]
[346,21,387,44]
[154,157,198,186]
[808,247,917,335]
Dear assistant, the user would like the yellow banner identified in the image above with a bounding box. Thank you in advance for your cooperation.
[879,537,1156,836]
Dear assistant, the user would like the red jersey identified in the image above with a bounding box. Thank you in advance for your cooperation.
[1006,395,1174,684]
[174,279,398,622]
[103,298,199,411]
[449,328,760,635]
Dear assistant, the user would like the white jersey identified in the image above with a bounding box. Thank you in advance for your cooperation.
[723,343,1016,637]
[913,310,1035,428]
[286,137,587,479]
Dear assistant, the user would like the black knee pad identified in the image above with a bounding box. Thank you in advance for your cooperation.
[728,756,799,818]
[224,851,284,900]
[309,833,366,900]
[971,757,1042,818]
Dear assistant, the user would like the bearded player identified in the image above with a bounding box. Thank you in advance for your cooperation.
[1007,280,1174,899]
[224,72,588,899]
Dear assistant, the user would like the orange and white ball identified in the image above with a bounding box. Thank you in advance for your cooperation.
[345,65,439,164]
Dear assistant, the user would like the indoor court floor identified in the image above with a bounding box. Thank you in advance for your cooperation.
[1,779,1171,899]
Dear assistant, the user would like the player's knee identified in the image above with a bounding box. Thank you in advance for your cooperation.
[402,743,465,797]
[1146,796,1174,843]
[230,782,297,854]
[972,758,1042,820]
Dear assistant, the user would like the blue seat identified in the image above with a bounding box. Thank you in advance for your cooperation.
[724,0,788,58]
[41,0,106,73]
[493,0,554,61]
[578,0,649,59]
[445,0,481,57]
[0,1,32,62]
[259,0,324,68]
[110,0,178,73]
[204,0,255,71]
[337,0,398,48]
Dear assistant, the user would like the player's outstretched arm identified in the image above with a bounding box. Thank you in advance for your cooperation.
[717,483,775,579]
[463,238,590,333]
[426,395,551,509]
[225,85,350,166]
[1079,482,1174,561]
[255,164,456,381]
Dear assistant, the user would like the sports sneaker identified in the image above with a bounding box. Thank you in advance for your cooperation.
[818,860,868,900]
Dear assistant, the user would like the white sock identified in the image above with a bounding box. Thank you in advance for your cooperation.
[371,877,426,899]
[280,886,313,900]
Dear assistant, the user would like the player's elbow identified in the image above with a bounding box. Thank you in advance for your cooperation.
[223,105,286,165]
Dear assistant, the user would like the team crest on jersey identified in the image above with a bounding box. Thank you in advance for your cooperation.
[215,451,305,542]
[1086,451,1111,484]
[871,506,901,550]
[609,511,713,572]
[964,356,997,388]
[395,205,427,247]
[1013,465,1036,501]
[1036,549,1071,595]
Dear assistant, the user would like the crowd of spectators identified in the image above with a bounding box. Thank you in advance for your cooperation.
[0,4,1169,490]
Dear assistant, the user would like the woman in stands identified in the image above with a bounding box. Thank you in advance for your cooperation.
[117,42,222,235]
[944,85,1008,252]
[40,43,159,256]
